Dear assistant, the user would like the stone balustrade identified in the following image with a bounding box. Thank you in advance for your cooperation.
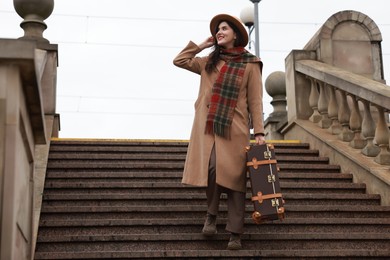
[295,59,390,165]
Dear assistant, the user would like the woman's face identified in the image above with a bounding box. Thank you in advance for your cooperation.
[215,21,236,49]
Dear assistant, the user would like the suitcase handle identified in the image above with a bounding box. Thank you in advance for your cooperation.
[246,158,277,169]
[251,192,283,204]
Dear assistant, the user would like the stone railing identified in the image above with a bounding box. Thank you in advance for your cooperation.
[275,10,390,206]
[280,52,390,205]
[296,59,390,165]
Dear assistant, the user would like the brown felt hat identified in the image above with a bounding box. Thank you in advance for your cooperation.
[209,14,249,47]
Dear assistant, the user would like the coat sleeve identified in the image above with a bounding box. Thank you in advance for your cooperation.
[173,41,207,75]
[247,63,265,136]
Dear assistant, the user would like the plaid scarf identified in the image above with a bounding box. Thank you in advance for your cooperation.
[205,47,261,139]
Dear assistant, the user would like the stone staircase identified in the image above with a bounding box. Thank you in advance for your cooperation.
[34,139,390,259]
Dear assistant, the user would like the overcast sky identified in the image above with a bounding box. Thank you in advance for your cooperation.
[0,0,389,140]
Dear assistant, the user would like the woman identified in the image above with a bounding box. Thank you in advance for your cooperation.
[173,13,265,250]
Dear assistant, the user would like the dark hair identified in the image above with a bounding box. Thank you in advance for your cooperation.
[205,20,245,73]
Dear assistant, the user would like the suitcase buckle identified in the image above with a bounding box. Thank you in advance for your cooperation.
[271,198,280,207]
[267,174,276,183]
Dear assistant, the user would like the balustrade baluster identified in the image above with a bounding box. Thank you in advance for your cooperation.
[308,78,321,123]
[317,81,331,128]
[349,96,366,149]
[327,85,341,134]
[338,90,354,141]
[373,106,390,165]
[361,100,380,157]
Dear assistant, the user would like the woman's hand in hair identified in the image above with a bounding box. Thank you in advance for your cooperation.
[198,36,215,50]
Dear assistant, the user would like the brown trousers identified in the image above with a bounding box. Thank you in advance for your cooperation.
[207,145,246,234]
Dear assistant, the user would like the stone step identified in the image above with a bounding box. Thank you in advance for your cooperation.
[38,217,390,227]
[48,153,187,160]
[46,161,185,170]
[50,140,319,155]
[280,182,365,194]
[38,208,390,221]
[46,155,330,166]
[38,217,390,229]
[281,193,380,205]
[49,145,188,153]
[46,161,340,171]
[39,204,390,218]
[278,172,353,183]
[37,217,390,235]
[34,232,390,251]
[34,248,390,260]
[44,171,354,183]
[278,163,340,173]
[42,176,354,186]
[48,147,319,154]
[274,148,319,156]
[41,192,381,206]
[48,140,308,148]
[36,139,390,259]
[49,140,188,149]
[45,170,184,179]
[43,181,365,193]
[275,155,329,164]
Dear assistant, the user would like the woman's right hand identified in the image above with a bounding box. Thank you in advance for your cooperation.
[198,36,215,50]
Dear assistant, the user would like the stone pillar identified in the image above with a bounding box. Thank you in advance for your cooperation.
[361,101,380,157]
[349,96,366,149]
[317,82,331,129]
[0,1,57,259]
[308,78,321,123]
[0,40,44,260]
[327,85,341,134]
[338,90,354,142]
[285,50,316,122]
[373,106,390,164]
[264,71,287,140]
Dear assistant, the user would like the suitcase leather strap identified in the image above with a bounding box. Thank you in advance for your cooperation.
[252,192,283,204]
[247,158,277,169]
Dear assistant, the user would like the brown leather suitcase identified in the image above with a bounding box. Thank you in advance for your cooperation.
[246,143,285,224]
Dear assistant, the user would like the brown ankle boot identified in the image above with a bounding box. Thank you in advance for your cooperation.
[202,213,217,236]
[227,233,242,250]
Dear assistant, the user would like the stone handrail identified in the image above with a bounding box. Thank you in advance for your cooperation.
[295,59,390,165]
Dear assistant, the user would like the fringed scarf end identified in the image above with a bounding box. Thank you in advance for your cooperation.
[205,121,231,140]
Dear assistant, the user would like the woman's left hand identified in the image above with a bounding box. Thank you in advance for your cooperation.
[255,134,266,145]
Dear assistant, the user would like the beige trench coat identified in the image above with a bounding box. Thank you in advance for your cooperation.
[173,41,264,193]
